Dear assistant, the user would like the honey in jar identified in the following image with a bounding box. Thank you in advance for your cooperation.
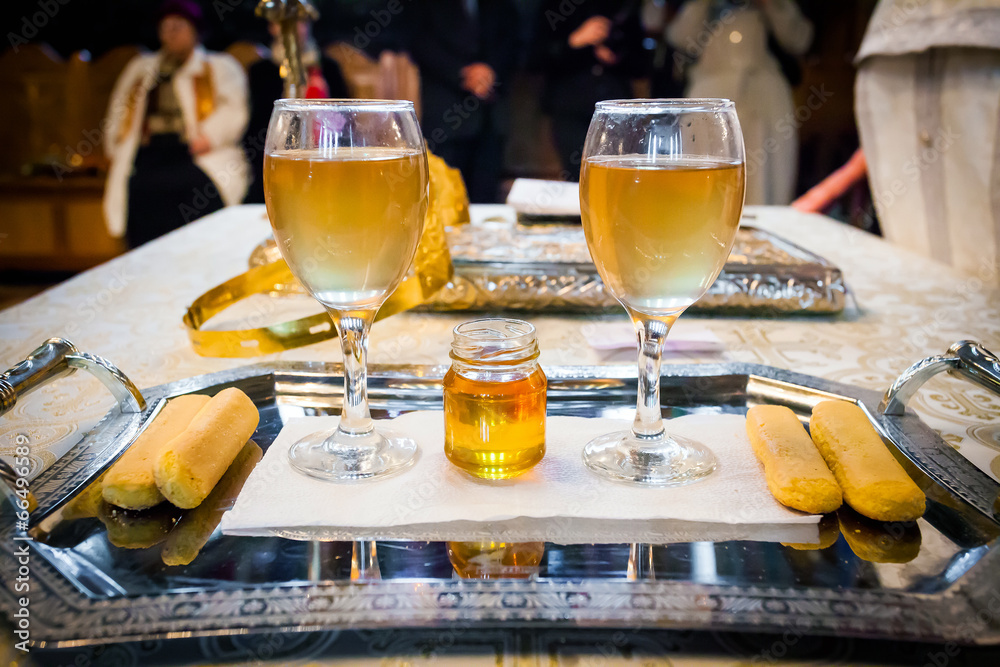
[443,318,546,479]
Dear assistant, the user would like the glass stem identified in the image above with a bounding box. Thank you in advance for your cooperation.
[631,315,676,439]
[332,309,377,436]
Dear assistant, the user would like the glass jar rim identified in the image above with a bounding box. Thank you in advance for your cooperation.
[273,98,415,111]
[451,318,538,364]
[595,98,735,113]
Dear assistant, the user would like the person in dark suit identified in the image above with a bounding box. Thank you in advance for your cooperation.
[242,20,350,204]
[534,0,646,181]
[408,0,520,203]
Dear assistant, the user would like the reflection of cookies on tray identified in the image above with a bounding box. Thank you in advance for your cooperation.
[810,401,925,522]
[162,441,262,567]
[746,405,842,514]
[103,394,210,510]
[838,507,921,564]
[782,513,840,551]
[154,388,260,509]
[62,474,106,520]
[98,501,183,550]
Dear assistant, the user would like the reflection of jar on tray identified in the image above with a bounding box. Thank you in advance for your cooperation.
[444,318,546,479]
[447,541,546,579]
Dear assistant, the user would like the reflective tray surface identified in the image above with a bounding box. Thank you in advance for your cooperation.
[1,363,997,648]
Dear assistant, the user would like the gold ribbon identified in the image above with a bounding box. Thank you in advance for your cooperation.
[183,153,466,358]
[192,63,216,122]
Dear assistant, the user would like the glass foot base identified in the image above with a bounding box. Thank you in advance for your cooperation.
[583,430,717,486]
[288,426,418,482]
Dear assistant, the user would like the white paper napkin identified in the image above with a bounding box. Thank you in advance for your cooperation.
[505,179,581,216]
[220,412,820,544]
[582,322,727,355]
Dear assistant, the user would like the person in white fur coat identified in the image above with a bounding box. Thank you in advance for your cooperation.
[103,0,249,248]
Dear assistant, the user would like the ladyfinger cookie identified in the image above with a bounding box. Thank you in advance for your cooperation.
[102,394,210,509]
[809,400,925,522]
[153,388,259,509]
[746,405,843,514]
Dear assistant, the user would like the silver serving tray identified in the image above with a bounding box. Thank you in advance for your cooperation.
[2,362,998,648]
[424,223,847,314]
[250,223,848,314]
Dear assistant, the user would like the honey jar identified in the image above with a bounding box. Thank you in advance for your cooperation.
[443,318,546,479]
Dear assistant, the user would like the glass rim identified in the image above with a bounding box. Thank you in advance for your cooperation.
[595,98,735,113]
[273,98,415,111]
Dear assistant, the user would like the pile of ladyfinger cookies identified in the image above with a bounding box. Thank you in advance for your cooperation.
[70,388,262,565]
[747,400,925,523]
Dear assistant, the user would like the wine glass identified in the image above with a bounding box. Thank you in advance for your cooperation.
[579,99,745,486]
[264,99,429,481]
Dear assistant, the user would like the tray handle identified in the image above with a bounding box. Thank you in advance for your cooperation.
[0,338,145,418]
[880,340,1000,416]
[0,338,145,514]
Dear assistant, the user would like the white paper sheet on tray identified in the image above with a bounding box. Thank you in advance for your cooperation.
[505,178,581,216]
[220,412,821,545]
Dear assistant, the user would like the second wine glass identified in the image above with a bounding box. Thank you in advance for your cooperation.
[264,99,429,481]
[580,99,746,486]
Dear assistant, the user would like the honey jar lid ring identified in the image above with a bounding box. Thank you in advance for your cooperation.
[450,318,539,364]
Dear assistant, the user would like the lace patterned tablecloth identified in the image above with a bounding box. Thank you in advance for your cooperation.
[1,204,998,481]
[1,204,999,665]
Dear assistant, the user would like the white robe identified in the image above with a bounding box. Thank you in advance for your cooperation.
[668,0,813,205]
[855,0,1000,281]
[102,47,250,238]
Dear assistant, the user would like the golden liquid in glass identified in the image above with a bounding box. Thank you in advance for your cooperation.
[447,541,546,579]
[264,147,427,309]
[581,155,745,316]
[443,368,546,480]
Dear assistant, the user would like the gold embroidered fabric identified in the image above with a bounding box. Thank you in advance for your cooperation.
[145,58,186,137]
[192,63,215,122]
[116,79,146,146]
[115,56,218,145]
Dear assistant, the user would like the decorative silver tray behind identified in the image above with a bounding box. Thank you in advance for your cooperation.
[2,362,998,648]
[250,223,848,314]
[428,223,847,314]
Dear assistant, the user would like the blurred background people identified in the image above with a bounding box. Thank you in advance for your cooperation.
[642,0,689,99]
[534,0,646,181]
[0,0,909,284]
[855,0,1000,281]
[103,0,249,248]
[243,20,350,204]
[408,0,520,203]
[668,0,813,205]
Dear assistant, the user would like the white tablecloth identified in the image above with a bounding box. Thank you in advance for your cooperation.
[2,204,998,482]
